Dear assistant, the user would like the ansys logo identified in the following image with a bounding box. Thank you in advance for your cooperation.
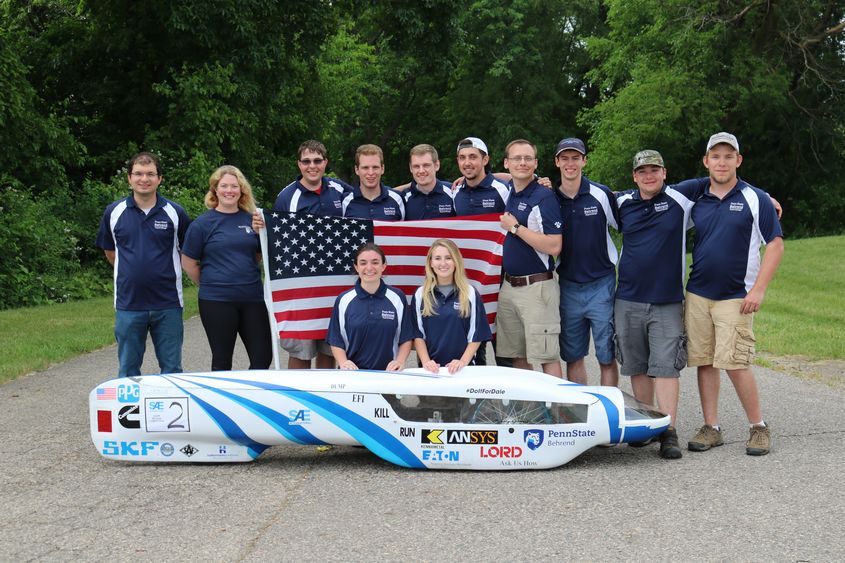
[422,429,498,445]
[524,429,544,451]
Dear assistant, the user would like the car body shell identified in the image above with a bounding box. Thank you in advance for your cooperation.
[90,366,670,470]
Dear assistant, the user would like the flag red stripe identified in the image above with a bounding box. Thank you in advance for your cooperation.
[274,307,335,322]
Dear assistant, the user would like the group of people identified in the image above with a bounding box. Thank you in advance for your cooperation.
[96,130,784,461]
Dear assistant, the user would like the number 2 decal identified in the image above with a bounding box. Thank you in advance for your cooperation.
[167,401,186,429]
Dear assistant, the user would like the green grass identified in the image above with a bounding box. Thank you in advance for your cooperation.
[753,235,844,360]
[0,236,842,384]
[0,286,198,384]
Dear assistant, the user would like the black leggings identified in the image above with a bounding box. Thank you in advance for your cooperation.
[198,299,273,371]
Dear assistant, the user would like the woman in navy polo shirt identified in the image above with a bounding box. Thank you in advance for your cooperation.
[410,239,492,374]
[181,165,272,371]
[327,243,413,371]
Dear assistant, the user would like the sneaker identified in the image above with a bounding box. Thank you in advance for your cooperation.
[628,437,655,448]
[746,425,771,456]
[688,424,724,452]
[659,426,683,459]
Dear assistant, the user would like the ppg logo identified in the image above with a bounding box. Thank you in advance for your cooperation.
[117,384,140,403]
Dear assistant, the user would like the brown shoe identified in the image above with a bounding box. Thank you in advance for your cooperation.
[746,424,771,456]
[688,424,724,452]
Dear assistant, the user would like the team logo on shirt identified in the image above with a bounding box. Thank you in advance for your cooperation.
[481,199,496,208]
[729,202,745,212]
[517,202,528,211]
[237,225,254,234]
[654,201,669,212]
[453,301,461,310]
[438,204,453,213]
[384,207,397,216]
[583,206,598,216]
[381,310,395,320]
[154,220,170,230]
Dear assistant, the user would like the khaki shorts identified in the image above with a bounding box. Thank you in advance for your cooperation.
[281,338,333,361]
[496,277,560,362]
[685,292,756,370]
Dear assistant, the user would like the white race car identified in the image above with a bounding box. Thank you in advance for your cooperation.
[90,366,670,470]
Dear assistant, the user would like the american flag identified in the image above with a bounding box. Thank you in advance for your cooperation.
[96,387,116,401]
[260,211,505,342]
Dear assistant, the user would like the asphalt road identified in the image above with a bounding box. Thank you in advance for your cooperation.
[1,316,842,562]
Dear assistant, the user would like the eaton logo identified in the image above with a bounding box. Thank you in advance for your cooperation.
[117,384,140,403]
[102,440,159,456]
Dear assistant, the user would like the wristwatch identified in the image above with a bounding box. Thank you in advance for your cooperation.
[510,223,521,235]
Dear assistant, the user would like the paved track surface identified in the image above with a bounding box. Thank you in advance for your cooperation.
[1,316,843,562]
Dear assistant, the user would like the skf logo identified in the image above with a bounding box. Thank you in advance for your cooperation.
[422,429,498,445]
[524,429,544,451]
[102,440,159,456]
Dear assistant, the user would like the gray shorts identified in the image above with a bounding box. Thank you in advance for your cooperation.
[281,338,333,361]
[614,299,687,378]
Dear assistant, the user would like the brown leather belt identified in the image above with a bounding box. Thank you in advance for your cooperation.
[504,271,554,287]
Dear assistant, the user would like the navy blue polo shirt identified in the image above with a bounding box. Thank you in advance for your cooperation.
[687,179,783,300]
[409,285,492,364]
[403,180,456,220]
[273,176,352,216]
[453,173,510,216]
[555,176,620,283]
[181,209,263,302]
[342,184,405,221]
[326,280,414,370]
[96,194,191,310]
[616,178,708,304]
[503,179,563,276]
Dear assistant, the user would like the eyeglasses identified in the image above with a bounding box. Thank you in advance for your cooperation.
[299,158,326,166]
[507,156,536,163]
[131,172,159,179]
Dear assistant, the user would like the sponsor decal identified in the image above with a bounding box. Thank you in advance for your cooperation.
[479,445,523,458]
[97,410,112,433]
[145,397,190,432]
[96,387,116,401]
[548,429,596,438]
[118,405,141,429]
[422,429,498,445]
[464,387,505,395]
[421,450,460,462]
[180,444,198,457]
[117,383,140,404]
[288,409,311,425]
[208,445,240,458]
[102,440,159,456]
[524,429,544,451]
[160,443,174,457]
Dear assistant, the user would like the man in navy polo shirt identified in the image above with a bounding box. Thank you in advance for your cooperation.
[342,144,405,221]
[553,137,620,386]
[402,144,456,220]
[452,137,511,216]
[252,139,352,370]
[497,139,563,377]
[686,132,784,456]
[96,152,191,377]
[615,150,709,459]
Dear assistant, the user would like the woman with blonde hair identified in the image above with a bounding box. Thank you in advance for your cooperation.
[410,239,491,373]
[181,165,272,370]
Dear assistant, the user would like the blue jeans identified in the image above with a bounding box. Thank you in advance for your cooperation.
[114,308,184,377]
[559,273,616,364]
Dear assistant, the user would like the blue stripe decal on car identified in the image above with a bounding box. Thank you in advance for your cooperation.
[163,377,270,457]
[585,392,622,444]
[169,376,326,446]
[197,375,425,468]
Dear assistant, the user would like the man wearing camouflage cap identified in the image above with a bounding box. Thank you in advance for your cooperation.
[614,150,709,458]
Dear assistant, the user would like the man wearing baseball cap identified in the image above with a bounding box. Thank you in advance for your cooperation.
[452,137,511,216]
[552,137,620,386]
[615,149,710,458]
[685,132,784,456]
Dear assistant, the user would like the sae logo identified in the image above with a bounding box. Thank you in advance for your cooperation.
[117,383,140,403]
[524,429,544,451]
